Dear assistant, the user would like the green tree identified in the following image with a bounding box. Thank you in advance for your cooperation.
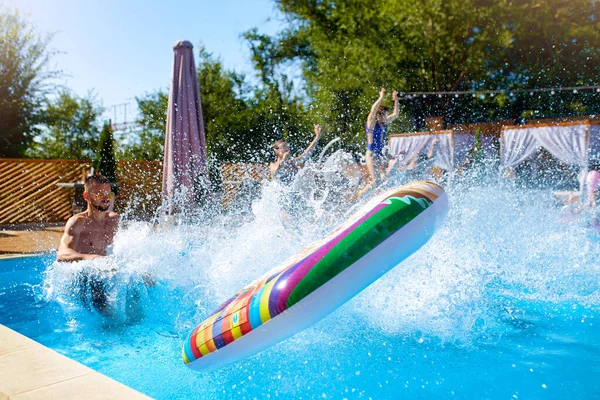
[120,91,168,161]
[195,47,254,161]
[26,91,103,160]
[245,0,600,143]
[125,47,311,163]
[93,120,117,183]
[0,8,58,157]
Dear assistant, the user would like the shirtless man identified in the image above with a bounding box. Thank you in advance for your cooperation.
[57,174,119,261]
[57,174,118,313]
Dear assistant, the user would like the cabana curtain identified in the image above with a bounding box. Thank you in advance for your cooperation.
[500,123,600,194]
[432,133,453,170]
[501,125,588,168]
[388,131,477,171]
[589,125,600,165]
[500,129,539,168]
[388,134,433,168]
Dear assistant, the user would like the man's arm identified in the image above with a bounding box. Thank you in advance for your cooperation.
[57,217,102,262]
[385,90,400,123]
[367,88,386,131]
[293,124,322,164]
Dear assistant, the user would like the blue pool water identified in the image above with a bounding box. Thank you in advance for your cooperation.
[1,183,600,399]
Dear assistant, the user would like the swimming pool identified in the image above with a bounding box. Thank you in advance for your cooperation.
[1,184,599,399]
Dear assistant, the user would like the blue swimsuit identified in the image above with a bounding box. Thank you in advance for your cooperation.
[366,122,386,155]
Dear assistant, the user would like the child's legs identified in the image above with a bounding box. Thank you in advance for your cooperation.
[366,150,378,184]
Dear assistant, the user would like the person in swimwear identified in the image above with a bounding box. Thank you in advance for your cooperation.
[356,88,399,197]
[269,124,323,184]
[57,174,119,262]
[585,170,600,208]
[57,174,119,313]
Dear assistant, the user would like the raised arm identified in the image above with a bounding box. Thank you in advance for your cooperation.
[57,217,102,262]
[269,151,289,180]
[293,124,323,164]
[385,90,400,123]
[427,138,439,158]
[367,88,386,131]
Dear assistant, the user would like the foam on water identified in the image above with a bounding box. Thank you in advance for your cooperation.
[29,154,600,398]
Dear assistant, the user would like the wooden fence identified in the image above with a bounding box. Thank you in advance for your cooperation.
[0,158,273,224]
[0,159,163,225]
[0,159,89,224]
[114,161,162,219]
[220,162,269,209]
[5,114,595,224]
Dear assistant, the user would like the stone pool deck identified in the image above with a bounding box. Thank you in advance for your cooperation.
[0,325,150,399]
[0,224,63,257]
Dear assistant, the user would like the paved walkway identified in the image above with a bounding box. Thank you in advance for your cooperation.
[0,223,64,257]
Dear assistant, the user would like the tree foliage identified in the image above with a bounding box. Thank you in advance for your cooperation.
[26,91,103,160]
[93,120,117,183]
[0,8,58,157]
[120,91,169,161]
[245,0,600,146]
[126,47,311,162]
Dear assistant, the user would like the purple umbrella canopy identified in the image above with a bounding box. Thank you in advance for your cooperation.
[162,40,211,214]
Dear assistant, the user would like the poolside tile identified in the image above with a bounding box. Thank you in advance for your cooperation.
[10,372,151,400]
[0,344,92,397]
[0,325,37,356]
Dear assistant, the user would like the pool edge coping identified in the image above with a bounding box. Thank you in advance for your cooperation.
[0,324,152,399]
[0,253,46,260]
[0,253,152,399]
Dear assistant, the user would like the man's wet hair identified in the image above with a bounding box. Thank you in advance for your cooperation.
[84,174,111,192]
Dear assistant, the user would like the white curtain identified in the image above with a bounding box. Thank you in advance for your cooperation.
[589,125,600,166]
[501,124,592,193]
[532,125,588,167]
[500,129,539,168]
[388,135,433,167]
[452,133,476,168]
[432,133,454,170]
[481,135,497,159]
[389,132,456,170]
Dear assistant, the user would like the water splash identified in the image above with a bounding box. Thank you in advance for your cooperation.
[42,152,600,337]
[35,152,600,398]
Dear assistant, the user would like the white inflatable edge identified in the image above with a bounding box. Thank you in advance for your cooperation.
[187,192,449,371]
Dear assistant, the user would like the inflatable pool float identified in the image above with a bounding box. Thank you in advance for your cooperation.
[183,180,448,371]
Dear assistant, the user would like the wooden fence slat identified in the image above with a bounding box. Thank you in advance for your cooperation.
[0,162,61,196]
[0,158,164,223]
[0,161,27,179]
[0,161,84,196]
[4,183,74,223]
[0,159,88,223]
[0,165,82,219]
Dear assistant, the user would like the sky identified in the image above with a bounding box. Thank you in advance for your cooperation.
[1,0,283,123]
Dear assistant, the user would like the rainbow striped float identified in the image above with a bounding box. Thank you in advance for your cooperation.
[183,181,448,371]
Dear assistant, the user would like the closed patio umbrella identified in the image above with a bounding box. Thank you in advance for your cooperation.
[162,40,210,214]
